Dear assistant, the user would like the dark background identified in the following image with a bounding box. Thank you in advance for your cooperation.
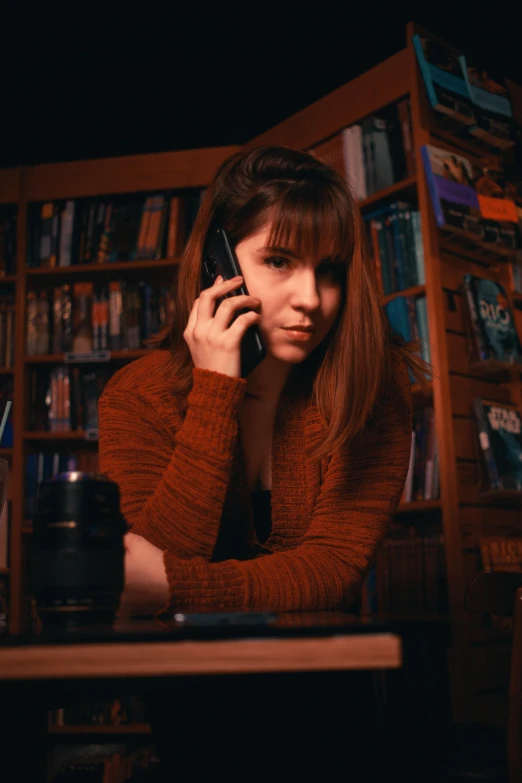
[2,4,521,168]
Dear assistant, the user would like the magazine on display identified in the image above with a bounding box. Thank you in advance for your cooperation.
[462,274,522,365]
[473,399,522,492]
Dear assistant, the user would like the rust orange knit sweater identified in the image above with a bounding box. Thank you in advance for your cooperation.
[98,349,412,614]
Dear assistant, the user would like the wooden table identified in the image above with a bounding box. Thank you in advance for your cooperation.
[0,614,402,779]
[0,628,401,681]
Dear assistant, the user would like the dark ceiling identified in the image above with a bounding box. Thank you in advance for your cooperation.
[2,5,522,168]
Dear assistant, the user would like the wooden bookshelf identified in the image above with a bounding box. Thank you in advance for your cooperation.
[0,145,240,639]
[246,21,522,726]
[0,169,18,651]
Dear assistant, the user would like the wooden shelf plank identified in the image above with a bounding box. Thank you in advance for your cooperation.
[358,176,417,212]
[396,499,441,514]
[25,257,179,278]
[23,431,94,441]
[25,349,149,364]
[383,284,426,304]
[23,146,240,201]
[48,723,151,735]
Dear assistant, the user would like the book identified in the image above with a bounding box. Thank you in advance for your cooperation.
[480,536,522,573]
[479,534,522,630]
[462,56,515,150]
[473,399,522,492]
[72,282,93,353]
[462,274,522,365]
[421,144,521,251]
[412,32,475,127]
[421,144,482,234]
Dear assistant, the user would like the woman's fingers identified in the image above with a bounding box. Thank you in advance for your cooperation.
[226,309,262,341]
[211,293,261,330]
[196,275,243,321]
[184,274,263,378]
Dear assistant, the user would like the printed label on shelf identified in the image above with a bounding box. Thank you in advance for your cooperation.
[63,351,111,364]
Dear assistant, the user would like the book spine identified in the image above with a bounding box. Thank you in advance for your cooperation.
[411,210,426,286]
[58,200,75,267]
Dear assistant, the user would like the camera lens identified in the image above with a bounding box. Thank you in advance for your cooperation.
[29,472,128,632]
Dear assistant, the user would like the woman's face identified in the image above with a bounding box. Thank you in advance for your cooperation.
[235,223,343,365]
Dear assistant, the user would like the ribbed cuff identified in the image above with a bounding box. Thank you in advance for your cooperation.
[161,553,247,612]
[174,369,247,458]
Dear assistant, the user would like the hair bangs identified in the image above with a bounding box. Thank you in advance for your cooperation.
[266,183,354,264]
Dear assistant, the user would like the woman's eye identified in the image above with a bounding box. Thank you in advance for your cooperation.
[265,257,290,271]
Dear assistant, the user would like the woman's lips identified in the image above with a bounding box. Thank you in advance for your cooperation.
[282,328,315,341]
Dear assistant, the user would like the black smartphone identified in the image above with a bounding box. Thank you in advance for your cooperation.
[172,612,278,628]
[202,228,266,377]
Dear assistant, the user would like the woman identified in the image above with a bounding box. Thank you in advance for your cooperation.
[98,145,429,779]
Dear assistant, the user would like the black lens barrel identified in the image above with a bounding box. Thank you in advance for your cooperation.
[29,472,128,632]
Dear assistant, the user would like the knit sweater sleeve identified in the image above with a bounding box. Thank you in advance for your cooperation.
[161,358,413,613]
[98,368,246,560]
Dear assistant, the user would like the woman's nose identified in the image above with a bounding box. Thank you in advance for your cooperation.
[290,271,321,312]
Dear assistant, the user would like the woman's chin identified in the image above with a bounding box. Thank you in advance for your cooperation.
[268,345,313,365]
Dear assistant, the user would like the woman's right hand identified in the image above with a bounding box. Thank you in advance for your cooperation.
[183,276,261,378]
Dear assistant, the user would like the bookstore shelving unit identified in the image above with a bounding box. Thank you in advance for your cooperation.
[0,146,240,642]
[1,20,521,738]
[243,21,522,725]
[0,167,20,637]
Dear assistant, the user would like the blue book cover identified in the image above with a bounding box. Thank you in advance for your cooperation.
[463,274,522,364]
[385,296,417,383]
[462,59,515,150]
[473,399,522,492]
[412,33,475,126]
[462,58,513,118]
[411,210,425,286]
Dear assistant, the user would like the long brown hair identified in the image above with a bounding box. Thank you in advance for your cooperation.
[148,145,431,459]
